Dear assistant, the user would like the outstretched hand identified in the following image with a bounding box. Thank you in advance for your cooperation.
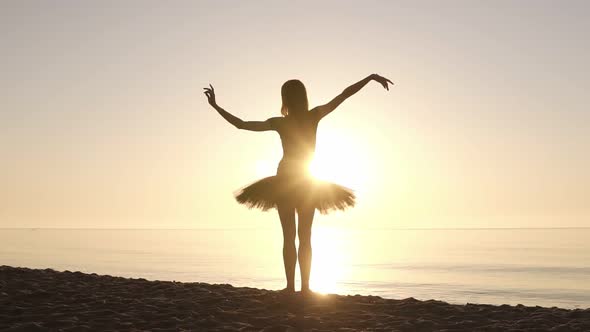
[203,84,216,106]
[371,74,394,91]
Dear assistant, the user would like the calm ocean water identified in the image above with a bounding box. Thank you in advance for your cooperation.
[1,227,589,309]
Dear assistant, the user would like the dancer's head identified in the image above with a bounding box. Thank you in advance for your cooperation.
[281,80,308,117]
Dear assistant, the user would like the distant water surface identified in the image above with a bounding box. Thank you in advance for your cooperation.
[1,227,589,309]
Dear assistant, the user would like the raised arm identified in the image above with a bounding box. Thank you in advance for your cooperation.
[204,84,274,131]
[313,74,393,120]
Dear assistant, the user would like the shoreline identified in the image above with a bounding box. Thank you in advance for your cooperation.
[1,266,589,331]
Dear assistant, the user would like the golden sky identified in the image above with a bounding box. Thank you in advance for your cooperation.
[1,1,589,228]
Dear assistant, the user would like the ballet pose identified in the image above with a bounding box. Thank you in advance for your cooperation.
[204,74,393,293]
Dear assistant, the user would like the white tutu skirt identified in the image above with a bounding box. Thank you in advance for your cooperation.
[234,174,355,214]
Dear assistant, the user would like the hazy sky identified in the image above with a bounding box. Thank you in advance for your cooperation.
[1,1,589,229]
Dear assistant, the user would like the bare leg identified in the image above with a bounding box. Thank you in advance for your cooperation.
[278,204,296,292]
[297,205,315,292]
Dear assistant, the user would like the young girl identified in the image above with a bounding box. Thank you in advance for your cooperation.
[204,74,393,294]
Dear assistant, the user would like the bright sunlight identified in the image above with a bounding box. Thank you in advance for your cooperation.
[309,127,372,191]
[309,226,350,294]
[255,127,374,192]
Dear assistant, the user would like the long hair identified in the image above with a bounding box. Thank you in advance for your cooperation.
[281,80,309,117]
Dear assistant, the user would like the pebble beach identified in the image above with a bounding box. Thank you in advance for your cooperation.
[1,266,589,331]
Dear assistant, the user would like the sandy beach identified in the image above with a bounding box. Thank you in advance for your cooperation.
[1,266,589,331]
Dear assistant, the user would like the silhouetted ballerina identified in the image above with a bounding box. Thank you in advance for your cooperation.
[204,74,393,294]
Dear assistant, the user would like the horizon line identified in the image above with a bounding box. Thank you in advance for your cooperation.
[1,226,589,231]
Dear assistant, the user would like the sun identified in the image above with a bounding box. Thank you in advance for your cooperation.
[254,126,374,196]
[307,128,372,191]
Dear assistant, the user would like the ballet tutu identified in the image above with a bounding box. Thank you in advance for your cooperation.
[234,160,355,214]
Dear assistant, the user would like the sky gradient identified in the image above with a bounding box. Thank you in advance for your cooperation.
[1,1,589,228]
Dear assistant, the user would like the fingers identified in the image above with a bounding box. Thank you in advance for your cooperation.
[376,75,394,90]
[203,87,215,97]
[375,74,394,86]
[209,84,214,92]
[379,80,390,91]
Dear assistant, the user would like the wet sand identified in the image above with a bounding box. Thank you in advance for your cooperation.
[1,266,589,331]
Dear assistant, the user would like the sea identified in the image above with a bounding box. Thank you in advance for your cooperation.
[1,227,589,309]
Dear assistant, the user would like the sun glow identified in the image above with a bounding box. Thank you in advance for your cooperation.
[254,128,374,193]
[308,128,372,192]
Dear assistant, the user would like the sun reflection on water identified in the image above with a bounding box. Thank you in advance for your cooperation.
[309,226,350,294]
